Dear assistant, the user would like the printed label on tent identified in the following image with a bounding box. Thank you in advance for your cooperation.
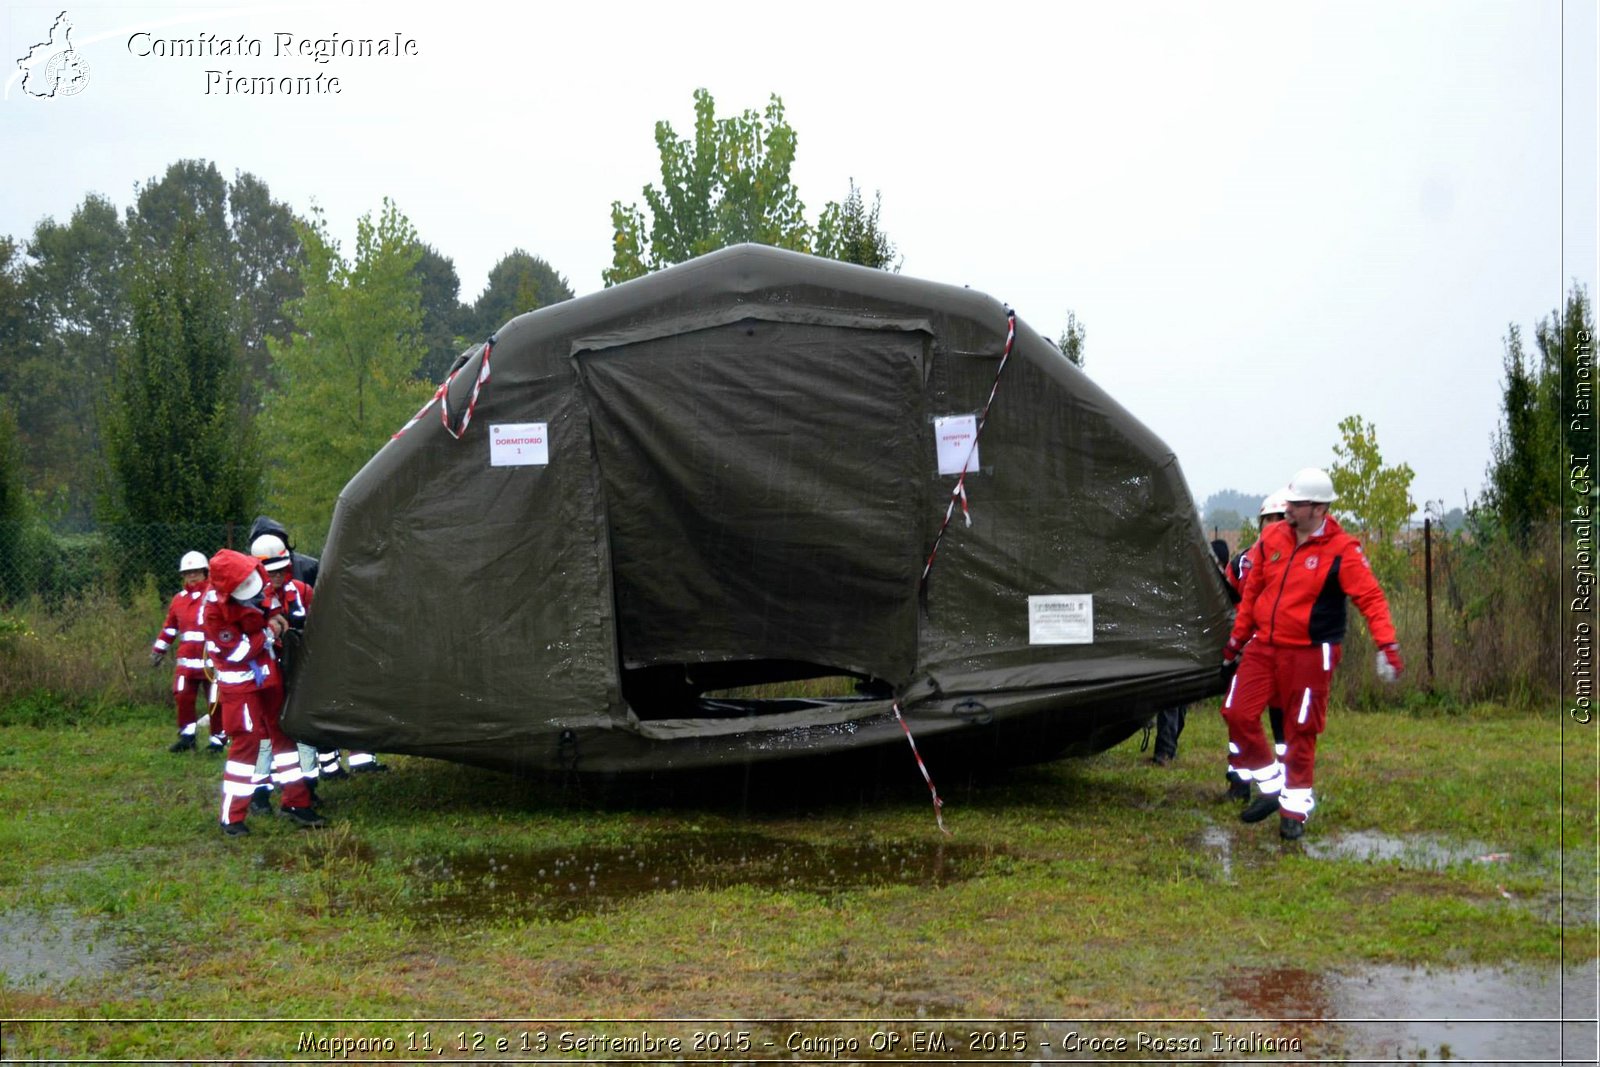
[934,414,980,475]
[489,423,548,467]
[1028,594,1094,644]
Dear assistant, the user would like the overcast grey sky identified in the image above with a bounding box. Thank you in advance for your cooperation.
[3,1,1594,516]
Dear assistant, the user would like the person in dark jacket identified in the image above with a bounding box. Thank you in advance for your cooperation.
[247,516,319,587]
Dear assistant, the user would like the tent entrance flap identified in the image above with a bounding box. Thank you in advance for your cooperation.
[576,320,928,720]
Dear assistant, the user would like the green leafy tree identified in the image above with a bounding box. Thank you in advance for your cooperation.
[263,199,432,549]
[1057,311,1087,370]
[1483,282,1592,541]
[0,404,29,602]
[466,250,573,342]
[604,89,811,285]
[815,180,899,270]
[100,213,261,587]
[19,194,130,523]
[129,161,305,393]
[1329,414,1415,584]
[413,243,469,384]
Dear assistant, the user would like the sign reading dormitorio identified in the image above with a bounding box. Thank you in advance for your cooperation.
[489,424,549,468]
[124,27,421,95]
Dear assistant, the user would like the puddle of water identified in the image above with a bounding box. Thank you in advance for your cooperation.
[1226,962,1598,1061]
[406,832,1000,925]
[0,907,131,990]
[1198,823,1520,873]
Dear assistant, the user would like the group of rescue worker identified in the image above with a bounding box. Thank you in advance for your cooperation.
[1153,466,1403,841]
[149,518,385,836]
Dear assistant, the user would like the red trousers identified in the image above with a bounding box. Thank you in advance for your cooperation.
[172,674,222,735]
[1222,640,1342,820]
[217,686,311,824]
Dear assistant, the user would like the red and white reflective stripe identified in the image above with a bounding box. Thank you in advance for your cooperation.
[1298,687,1312,724]
[1322,642,1332,671]
[921,312,1016,583]
[440,341,493,440]
[215,665,271,685]
[892,701,950,836]
[177,657,207,670]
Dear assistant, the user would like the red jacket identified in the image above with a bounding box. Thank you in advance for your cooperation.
[1231,514,1397,648]
[153,582,210,678]
[202,550,282,695]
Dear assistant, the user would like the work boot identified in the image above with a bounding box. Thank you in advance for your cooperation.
[1279,815,1306,840]
[279,806,327,829]
[1151,753,1174,768]
[1240,794,1281,823]
[350,761,389,774]
[169,733,196,753]
[220,821,250,837]
[249,787,272,815]
[207,733,228,753]
[1226,778,1251,802]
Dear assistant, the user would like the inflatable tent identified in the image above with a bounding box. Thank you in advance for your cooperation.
[283,244,1231,774]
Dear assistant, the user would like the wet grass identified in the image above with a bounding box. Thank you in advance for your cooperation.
[0,696,1591,1060]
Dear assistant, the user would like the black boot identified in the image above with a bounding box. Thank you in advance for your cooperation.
[1279,815,1306,840]
[169,733,197,753]
[249,787,272,815]
[1240,794,1281,823]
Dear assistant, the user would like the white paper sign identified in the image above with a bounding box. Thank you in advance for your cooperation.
[934,414,980,475]
[489,422,549,467]
[1029,594,1094,645]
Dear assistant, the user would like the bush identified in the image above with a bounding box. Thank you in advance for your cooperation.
[0,585,171,712]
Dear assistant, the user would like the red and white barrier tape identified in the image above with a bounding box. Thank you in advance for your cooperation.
[921,311,1016,583]
[440,340,493,440]
[892,700,949,836]
[391,340,494,441]
[894,309,1019,835]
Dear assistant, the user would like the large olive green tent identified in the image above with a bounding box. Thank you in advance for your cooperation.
[282,244,1231,774]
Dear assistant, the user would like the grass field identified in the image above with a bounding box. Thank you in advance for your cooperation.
[0,696,1594,1062]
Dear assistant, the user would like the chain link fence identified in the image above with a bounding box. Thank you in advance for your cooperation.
[0,520,259,604]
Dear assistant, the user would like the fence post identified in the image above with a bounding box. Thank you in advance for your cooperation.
[1424,516,1435,691]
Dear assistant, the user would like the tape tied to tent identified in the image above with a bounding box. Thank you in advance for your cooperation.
[389,339,495,441]
[439,339,493,440]
[892,700,950,836]
[920,310,1017,584]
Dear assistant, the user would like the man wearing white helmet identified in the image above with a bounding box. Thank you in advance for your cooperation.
[149,551,225,753]
[203,548,325,834]
[1219,489,1290,800]
[1221,467,1403,839]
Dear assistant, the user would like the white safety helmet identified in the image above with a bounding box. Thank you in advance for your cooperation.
[178,550,209,573]
[250,533,292,572]
[230,569,264,602]
[1284,467,1338,504]
[1259,488,1290,518]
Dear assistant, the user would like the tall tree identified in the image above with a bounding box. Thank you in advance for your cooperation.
[101,212,261,586]
[1483,282,1592,541]
[227,170,304,385]
[0,403,28,602]
[413,243,468,383]
[1329,414,1415,584]
[814,180,899,270]
[263,200,432,550]
[605,89,811,285]
[466,250,573,342]
[19,194,130,523]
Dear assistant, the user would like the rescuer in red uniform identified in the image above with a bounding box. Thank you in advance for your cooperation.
[1221,468,1403,839]
[1220,490,1289,800]
[150,551,225,753]
[204,548,325,835]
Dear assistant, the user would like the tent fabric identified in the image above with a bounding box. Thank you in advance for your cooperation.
[282,244,1232,774]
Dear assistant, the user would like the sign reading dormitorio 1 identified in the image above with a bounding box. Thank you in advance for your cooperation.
[123,26,422,95]
[489,424,549,468]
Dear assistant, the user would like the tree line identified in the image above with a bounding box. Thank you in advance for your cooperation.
[0,89,900,581]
